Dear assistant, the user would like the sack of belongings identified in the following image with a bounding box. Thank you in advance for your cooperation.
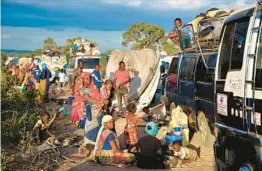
[168,106,189,146]
[70,39,101,57]
[191,8,230,42]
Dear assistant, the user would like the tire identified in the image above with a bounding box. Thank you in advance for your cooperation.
[197,111,214,147]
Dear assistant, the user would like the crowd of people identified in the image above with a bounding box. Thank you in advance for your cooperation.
[29,59,193,169]
[8,59,67,103]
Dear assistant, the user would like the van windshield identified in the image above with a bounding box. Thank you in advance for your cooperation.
[80,58,100,69]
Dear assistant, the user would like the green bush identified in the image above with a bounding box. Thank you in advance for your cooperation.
[1,71,41,153]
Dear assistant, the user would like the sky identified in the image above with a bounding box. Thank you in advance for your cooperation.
[1,0,256,52]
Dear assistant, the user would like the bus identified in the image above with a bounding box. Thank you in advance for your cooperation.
[214,1,262,170]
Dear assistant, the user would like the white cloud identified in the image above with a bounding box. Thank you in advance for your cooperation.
[1,26,127,52]
[5,0,257,11]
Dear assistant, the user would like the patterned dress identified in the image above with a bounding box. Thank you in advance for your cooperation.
[124,114,139,146]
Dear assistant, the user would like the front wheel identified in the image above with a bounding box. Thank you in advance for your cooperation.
[197,111,214,147]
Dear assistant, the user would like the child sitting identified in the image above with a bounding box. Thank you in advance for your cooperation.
[168,138,197,167]
[142,107,157,122]
[124,103,140,150]
[56,99,67,118]
[33,111,56,143]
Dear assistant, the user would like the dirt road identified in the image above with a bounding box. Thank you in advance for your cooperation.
[43,96,216,171]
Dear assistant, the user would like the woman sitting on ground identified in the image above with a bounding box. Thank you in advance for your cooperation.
[132,121,165,169]
[94,115,135,168]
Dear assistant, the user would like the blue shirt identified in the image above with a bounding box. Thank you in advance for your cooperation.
[55,71,59,78]
[92,70,102,89]
[58,107,67,116]
[101,133,115,150]
[33,68,41,81]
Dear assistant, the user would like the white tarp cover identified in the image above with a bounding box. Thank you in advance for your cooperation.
[137,56,174,109]
[106,49,159,102]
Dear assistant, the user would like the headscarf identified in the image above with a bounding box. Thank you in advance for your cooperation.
[42,63,47,69]
[145,121,158,136]
[81,72,100,100]
[76,72,101,119]
[93,115,113,158]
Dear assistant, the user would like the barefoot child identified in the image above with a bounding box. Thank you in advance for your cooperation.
[124,103,141,151]
[33,111,56,143]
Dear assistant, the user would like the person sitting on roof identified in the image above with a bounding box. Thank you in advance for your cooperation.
[168,18,183,47]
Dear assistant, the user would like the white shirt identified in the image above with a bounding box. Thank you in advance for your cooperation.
[59,73,65,83]
[173,147,190,160]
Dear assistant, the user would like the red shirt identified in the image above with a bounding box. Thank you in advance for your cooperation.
[114,69,130,88]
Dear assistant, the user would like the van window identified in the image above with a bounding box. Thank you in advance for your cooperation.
[219,18,250,79]
[196,54,217,82]
[256,31,262,89]
[79,58,100,69]
[231,20,249,69]
[169,58,179,74]
[179,57,196,81]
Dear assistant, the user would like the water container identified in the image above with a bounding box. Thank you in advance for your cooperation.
[165,134,182,145]
[173,127,182,136]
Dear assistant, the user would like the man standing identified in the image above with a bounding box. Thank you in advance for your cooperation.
[168,18,183,47]
[92,64,102,89]
[114,61,130,115]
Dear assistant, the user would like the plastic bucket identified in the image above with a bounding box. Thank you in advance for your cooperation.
[173,127,182,136]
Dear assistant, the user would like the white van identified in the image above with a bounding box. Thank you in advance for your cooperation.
[66,55,101,85]
[66,56,100,73]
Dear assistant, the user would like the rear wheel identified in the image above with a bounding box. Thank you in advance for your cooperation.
[197,111,214,147]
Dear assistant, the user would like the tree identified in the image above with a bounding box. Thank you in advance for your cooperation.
[43,37,57,51]
[163,43,179,55]
[32,48,44,56]
[122,23,166,50]
[105,49,114,55]
[62,37,81,60]
[1,53,8,69]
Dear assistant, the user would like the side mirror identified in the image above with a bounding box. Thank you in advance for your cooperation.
[179,24,196,50]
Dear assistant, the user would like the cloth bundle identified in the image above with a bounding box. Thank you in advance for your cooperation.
[71,39,101,56]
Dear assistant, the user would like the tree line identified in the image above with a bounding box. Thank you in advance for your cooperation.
[3,22,178,59]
